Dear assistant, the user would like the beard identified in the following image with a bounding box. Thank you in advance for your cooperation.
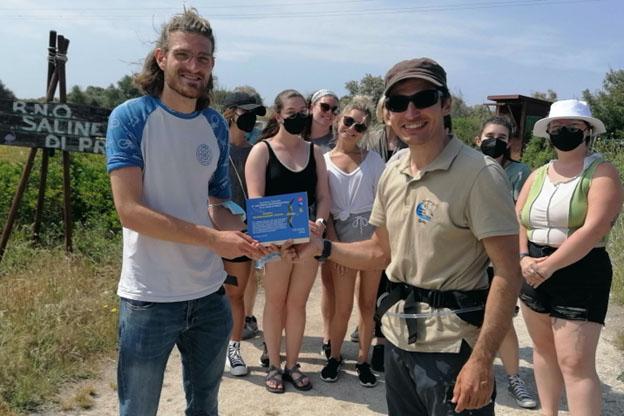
[164,70,210,100]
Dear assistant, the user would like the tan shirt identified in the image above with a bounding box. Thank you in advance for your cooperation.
[369,137,518,352]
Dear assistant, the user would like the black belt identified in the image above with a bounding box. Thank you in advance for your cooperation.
[375,281,488,344]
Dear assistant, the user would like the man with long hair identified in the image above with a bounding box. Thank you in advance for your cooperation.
[106,8,268,415]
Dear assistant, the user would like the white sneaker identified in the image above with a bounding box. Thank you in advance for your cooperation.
[226,341,248,376]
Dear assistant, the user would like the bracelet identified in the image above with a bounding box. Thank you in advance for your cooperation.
[519,252,530,259]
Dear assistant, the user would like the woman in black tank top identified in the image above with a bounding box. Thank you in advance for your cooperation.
[263,140,318,215]
[245,89,330,393]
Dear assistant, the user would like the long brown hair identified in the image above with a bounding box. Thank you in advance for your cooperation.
[134,7,215,110]
[260,89,306,140]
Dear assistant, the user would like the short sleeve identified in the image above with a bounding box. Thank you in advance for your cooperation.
[106,98,149,173]
[205,109,231,199]
[466,162,518,240]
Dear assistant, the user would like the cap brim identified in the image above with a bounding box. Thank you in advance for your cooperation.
[237,104,266,116]
[384,74,444,96]
[533,116,606,138]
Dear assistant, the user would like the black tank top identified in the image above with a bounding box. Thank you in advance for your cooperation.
[263,140,317,209]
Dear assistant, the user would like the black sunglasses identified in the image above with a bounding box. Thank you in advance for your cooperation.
[385,89,442,113]
[547,125,588,135]
[319,102,339,115]
[343,116,367,133]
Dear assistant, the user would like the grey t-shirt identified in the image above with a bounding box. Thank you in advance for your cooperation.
[308,131,335,154]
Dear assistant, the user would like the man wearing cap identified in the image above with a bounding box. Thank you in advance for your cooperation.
[300,58,522,415]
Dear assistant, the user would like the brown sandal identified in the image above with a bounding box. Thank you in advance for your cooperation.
[265,365,285,394]
[283,363,312,391]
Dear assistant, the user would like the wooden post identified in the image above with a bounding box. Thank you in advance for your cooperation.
[34,31,60,245]
[32,150,50,243]
[57,35,73,254]
[46,31,56,90]
[0,149,38,263]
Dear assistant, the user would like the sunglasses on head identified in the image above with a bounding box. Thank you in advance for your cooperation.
[343,116,367,133]
[319,102,339,115]
[384,89,442,113]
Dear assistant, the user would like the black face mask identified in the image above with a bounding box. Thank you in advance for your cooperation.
[282,112,309,135]
[480,138,508,159]
[549,126,585,152]
[235,112,256,133]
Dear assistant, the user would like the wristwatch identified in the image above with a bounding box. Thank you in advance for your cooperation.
[315,218,327,228]
[314,239,332,262]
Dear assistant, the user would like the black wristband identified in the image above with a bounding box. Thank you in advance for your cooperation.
[314,239,332,262]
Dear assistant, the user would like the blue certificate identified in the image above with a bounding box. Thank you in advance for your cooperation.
[246,192,310,245]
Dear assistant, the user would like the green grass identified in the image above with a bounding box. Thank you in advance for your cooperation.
[0,146,28,163]
[0,227,120,413]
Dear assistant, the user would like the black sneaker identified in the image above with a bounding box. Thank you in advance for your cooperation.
[320,357,342,382]
[371,344,384,372]
[507,374,537,409]
[320,340,331,360]
[356,362,377,387]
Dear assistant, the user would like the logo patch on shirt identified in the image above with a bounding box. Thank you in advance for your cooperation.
[196,143,213,166]
[415,200,435,223]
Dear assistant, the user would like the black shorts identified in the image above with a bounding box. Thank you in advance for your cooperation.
[222,255,251,263]
[519,242,612,324]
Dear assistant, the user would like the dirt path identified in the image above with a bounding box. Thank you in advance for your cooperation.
[36,275,624,416]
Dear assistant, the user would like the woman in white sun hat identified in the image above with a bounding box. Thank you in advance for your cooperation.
[515,99,623,415]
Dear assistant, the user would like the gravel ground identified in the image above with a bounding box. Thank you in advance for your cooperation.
[33,275,624,416]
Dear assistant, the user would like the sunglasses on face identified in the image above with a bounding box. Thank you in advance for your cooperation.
[547,125,587,135]
[319,102,339,115]
[384,89,442,113]
[342,116,367,133]
[483,134,508,141]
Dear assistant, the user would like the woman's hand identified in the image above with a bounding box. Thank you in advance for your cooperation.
[309,220,325,237]
[521,256,552,287]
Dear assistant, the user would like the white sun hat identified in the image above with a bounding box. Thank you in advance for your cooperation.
[533,99,606,138]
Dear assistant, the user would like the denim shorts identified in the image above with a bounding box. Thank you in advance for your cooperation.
[519,242,612,324]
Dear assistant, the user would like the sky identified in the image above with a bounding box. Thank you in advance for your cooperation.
[1,0,622,107]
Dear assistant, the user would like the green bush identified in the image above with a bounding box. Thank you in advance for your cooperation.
[521,136,555,169]
[0,151,120,247]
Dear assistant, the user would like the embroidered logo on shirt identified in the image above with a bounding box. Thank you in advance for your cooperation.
[415,200,435,223]
[196,143,213,166]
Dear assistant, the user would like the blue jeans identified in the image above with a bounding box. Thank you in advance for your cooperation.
[117,288,232,416]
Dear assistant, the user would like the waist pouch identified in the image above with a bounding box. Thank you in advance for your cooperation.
[375,281,488,344]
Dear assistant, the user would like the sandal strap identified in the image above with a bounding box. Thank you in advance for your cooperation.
[285,363,307,382]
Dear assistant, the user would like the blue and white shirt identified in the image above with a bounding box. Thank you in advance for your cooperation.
[106,96,230,302]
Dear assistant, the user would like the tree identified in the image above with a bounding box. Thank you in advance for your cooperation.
[583,69,624,139]
[344,73,384,104]
[531,89,557,102]
[0,79,16,101]
[67,75,141,109]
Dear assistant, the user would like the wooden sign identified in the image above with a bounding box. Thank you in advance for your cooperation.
[0,99,110,155]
